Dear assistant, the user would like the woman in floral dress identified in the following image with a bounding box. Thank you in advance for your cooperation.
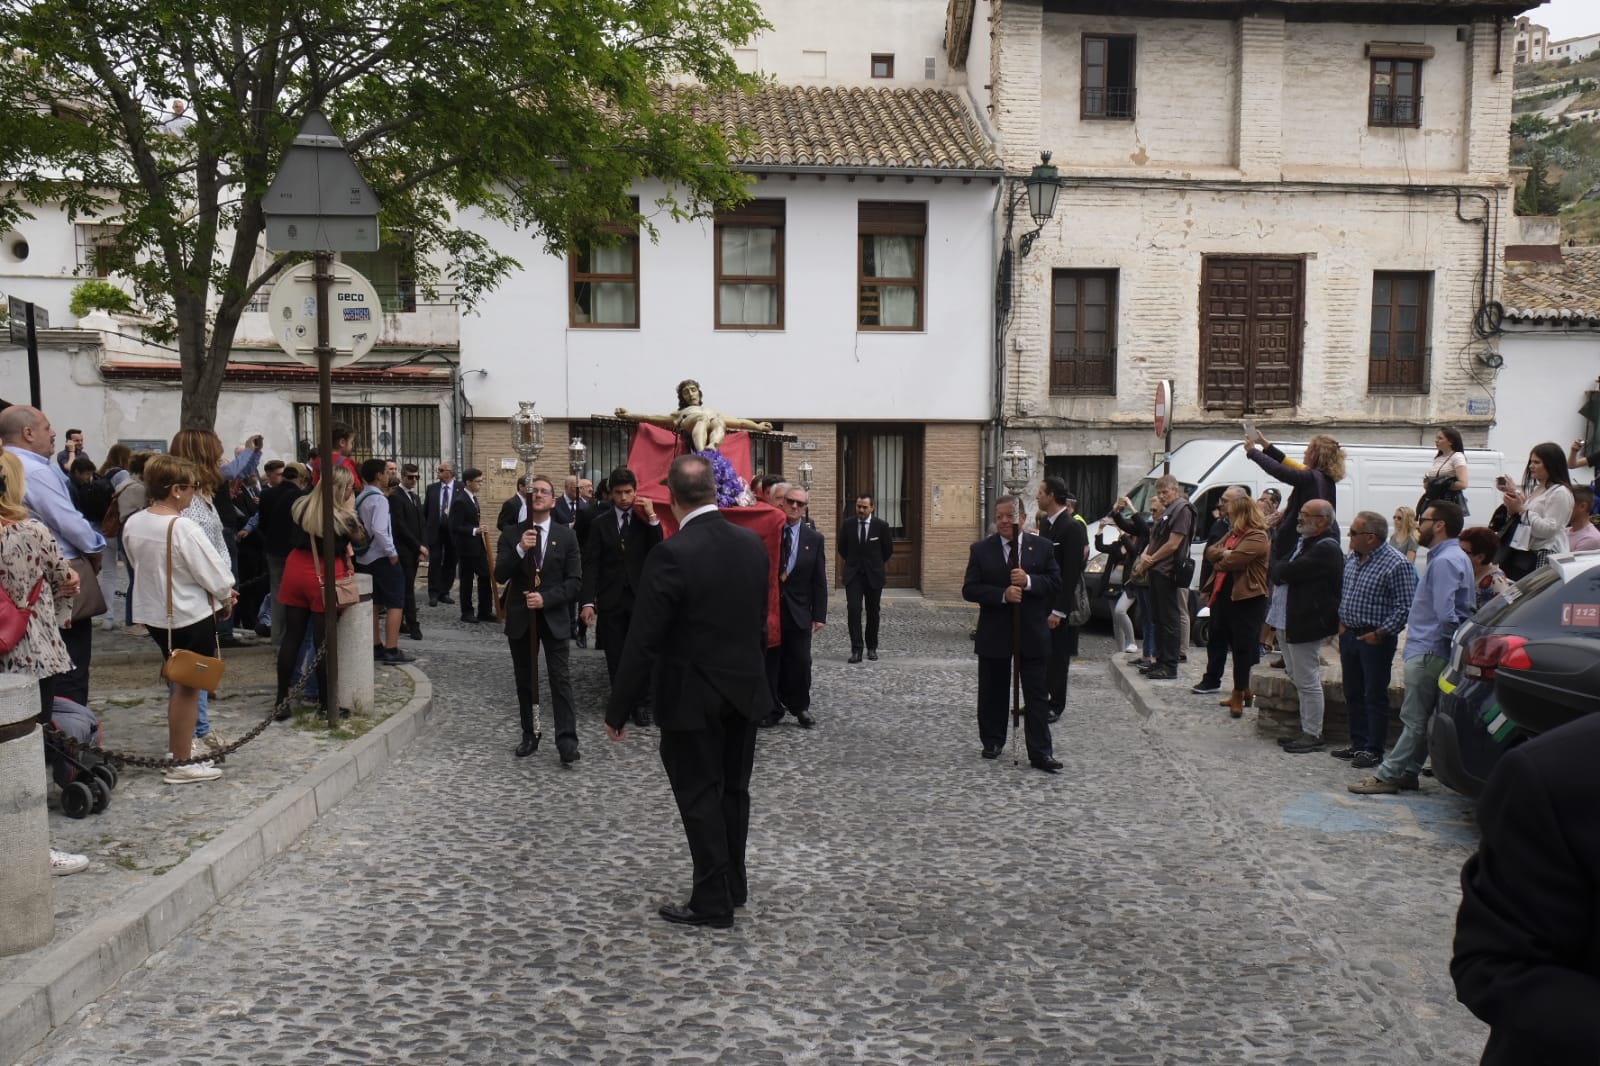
[0,450,80,719]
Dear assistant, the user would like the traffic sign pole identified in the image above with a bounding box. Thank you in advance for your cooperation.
[25,302,41,408]
[314,250,340,725]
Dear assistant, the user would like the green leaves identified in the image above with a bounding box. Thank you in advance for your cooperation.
[0,0,769,426]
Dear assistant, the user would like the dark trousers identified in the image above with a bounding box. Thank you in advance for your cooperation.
[1223,595,1269,691]
[1149,570,1186,669]
[778,619,814,714]
[845,578,882,652]
[428,537,457,601]
[1200,595,1232,687]
[215,532,240,640]
[1046,621,1078,712]
[55,622,92,705]
[976,654,1053,761]
[275,607,330,713]
[398,548,420,631]
[507,625,578,755]
[1340,629,1399,755]
[658,701,757,916]
[457,552,494,619]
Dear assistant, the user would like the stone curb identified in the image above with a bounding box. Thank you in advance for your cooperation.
[0,665,435,1059]
[1107,655,1159,721]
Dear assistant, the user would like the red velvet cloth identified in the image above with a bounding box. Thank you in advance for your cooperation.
[622,423,779,646]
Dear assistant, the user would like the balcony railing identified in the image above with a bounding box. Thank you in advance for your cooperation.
[1082,86,1136,120]
[1370,95,1422,127]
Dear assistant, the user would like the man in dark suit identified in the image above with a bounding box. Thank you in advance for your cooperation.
[605,454,771,929]
[1034,476,1087,723]
[1452,711,1600,1065]
[449,467,497,623]
[580,468,662,723]
[838,492,893,663]
[496,476,532,536]
[765,484,826,728]
[422,461,459,607]
[390,462,426,640]
[962,494,1063,773]
[553,474,593,647]
[497,474,584,762]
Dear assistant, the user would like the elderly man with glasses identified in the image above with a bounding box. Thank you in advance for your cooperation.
[762,486,827,729]
[1332,510,1417,769]
[1351,501,1475,795]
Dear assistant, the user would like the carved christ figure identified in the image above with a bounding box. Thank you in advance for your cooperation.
[614,379,774,453]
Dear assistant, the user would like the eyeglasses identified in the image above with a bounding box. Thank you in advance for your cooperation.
[1417,517,1439,524]
[784,498,806,507]
[527,487,554,497]
[1348,530,1374,538]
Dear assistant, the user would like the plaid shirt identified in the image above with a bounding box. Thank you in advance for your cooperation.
[1339,541,1417,635]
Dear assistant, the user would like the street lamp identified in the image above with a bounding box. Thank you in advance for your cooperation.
[568,433,587,478]
[1000,440,1032,497]
[1016,151,1062,259]
[796,458,814,491]
[510,401,545,473]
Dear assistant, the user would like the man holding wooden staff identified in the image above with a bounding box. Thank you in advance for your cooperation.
[961,494,1063,773]
[497,475,583,764]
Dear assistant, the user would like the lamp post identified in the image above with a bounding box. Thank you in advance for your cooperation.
[567,434,587,479]
[508,401,546,749]
[1016,151,1062,259]
[796,458,814,492]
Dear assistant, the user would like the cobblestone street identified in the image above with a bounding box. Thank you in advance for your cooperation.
[18,594,1486,1064]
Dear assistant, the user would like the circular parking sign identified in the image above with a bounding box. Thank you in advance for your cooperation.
[266,259,382,368]
[1154,379,1171,437]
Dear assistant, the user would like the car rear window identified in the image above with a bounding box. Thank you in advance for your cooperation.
[1483,563,1600,633]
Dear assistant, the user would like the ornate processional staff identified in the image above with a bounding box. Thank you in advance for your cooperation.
[510,401,545,752]
[1000,442,1034,768]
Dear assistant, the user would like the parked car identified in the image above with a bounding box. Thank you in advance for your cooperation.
[1429,552,1600,800]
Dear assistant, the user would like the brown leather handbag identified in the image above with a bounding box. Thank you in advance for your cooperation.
[310,535,359,610]
[157,518,226,694]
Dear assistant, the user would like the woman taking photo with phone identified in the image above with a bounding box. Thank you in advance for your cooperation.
[1498,442,1573,580]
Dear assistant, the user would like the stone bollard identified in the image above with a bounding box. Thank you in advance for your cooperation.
[0,673,53,955]
[335,573,375,717]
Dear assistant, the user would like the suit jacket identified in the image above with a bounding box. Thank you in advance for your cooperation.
[389,487,424,558]
[423,479,458,545]
[1037,509,1087,616]
[1268,530,1343,643]
[582,506,663,613]
[1452,713,1600,1065]
[496,494,525,537]
[449,491,487,558]
[838,515,894,589]
[962,531,1061,659]
[779,521,828,631]
[605,511,772,731]
[552,494,589,527]
[495,520,583,640]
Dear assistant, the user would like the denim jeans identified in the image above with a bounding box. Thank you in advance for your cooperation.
[1376,654,1446,782]
[1339,630,1398,755]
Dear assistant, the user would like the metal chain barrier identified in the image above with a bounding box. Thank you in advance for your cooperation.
[46,637,332,770]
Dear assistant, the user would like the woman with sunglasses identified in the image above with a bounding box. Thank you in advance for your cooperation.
[121,456,237,784]
[1390,506,1419,567]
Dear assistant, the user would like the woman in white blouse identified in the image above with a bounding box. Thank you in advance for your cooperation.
[1499,441,1574,580]
[121,456,238,784]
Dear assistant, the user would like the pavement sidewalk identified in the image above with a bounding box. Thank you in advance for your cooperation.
[0,623,435,1057]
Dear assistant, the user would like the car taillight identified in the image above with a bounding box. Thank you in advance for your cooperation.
[1462,633,1530,680]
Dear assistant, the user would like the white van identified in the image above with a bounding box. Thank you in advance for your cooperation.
[1086,438,1505,618]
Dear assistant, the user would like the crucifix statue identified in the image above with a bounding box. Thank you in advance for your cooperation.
[614,378,773,453]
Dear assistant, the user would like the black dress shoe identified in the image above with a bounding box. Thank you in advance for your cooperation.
[848,651,863,664]
[428,596,439,607]
[515,733,540,757]
[460,615,477,624]
[575,634,588,649]
[439,595,455,605]
[866,649,878,661]
[658,903,733,929]
[1144,667,1178,680]
[981,746,1002,760]
[793,710,815,729]
[1030,757,1063,773]
[560,749,581,766]
[407,626,423,641]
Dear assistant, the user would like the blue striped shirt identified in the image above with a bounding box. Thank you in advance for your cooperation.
[1339,541,1416,636]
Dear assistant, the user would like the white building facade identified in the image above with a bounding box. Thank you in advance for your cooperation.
[955,0,1528,513]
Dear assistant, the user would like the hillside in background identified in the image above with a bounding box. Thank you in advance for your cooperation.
[1512,52,1600,242]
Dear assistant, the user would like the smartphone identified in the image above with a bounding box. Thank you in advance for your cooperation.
[1242,418,1257,441]
[1495,475,1509,490]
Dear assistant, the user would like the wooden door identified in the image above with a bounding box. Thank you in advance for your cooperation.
[837,425,923,588]
[1200,257,1303,413]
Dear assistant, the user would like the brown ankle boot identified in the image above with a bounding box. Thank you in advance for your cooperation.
[1242,689,1254,707]
[1223,690,1245,718]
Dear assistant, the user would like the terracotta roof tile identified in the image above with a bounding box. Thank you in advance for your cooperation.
[1502,246,1600,324]
[669,85,1000,173]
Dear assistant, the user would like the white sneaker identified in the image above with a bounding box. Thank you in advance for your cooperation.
[164,762,222,784]
[50,849,89,875]
[1124,643,1139,654]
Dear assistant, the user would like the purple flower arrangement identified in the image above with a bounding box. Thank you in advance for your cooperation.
[697,449,751,508]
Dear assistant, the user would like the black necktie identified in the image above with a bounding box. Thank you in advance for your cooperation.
[860,520,867,545]
[782,524,794,576]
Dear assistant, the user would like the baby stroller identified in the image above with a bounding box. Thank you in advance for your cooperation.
[45,697,118,818]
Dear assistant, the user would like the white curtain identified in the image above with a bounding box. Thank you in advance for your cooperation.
[868,236,917,327]
[719,228,778,325]
[872,434,906,532]
[587,242,635,324]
